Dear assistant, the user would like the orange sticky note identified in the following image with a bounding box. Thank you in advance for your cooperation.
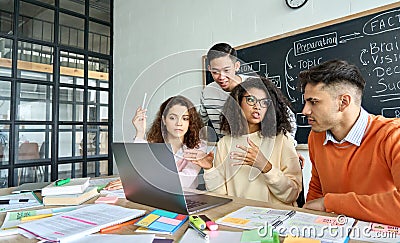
[283,235,321,243]
[221,217,250,225]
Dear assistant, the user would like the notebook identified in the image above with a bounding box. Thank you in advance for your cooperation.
[41,177,90,196]
[112,142,232,215]
[43,187,99,206]
[18,204,146,243]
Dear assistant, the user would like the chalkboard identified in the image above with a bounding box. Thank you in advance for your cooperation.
[205,2,400,144]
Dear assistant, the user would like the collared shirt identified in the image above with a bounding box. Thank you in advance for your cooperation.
[324,107,369,146]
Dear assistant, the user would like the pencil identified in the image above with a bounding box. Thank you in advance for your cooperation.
[100,218,139,233]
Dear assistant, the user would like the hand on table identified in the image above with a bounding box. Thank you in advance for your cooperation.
[303,197,326,211]
[104,179,123,191]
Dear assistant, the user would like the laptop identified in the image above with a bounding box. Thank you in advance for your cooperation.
[112,143,232,215]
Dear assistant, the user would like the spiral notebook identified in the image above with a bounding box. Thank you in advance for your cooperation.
[18,204,146,243]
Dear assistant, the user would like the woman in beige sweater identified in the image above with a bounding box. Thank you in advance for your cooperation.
[203,77,302,206]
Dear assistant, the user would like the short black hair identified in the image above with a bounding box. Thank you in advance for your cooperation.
[298,59,365,93]
[207,43,237,63]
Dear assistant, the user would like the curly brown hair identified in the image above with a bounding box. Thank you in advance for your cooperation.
[146,95,203,149]
[220,76,293,137]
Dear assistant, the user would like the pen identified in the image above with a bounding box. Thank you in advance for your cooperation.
[55,178,70,186]
[142,93,147,109]
[0,199,32,204]
[100,218,139,233]
[189,221,209,240]
[21,213,53,222]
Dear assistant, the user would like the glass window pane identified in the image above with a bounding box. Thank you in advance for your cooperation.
[0,169,7,188]
[86,125,107,157]
[34,0,55,5]
[60,0,84,15]
[59,125,83,158]
[0,128,9,165]
[0,38,12,77]
[89,21,110,55]
[15,165,51,186]
[0,81,11,119]
[58,162,83,178]
[59,87,84,122]
[17,41,54,81]
[0,0,13,34]
[59,13,84,49]
[87,160,108,177]
[19,2,54,42]
[90,0,110,22]
[16,124,51,164]
[88,57,109,88]
[60,51,85,78]
[18,83,52,121]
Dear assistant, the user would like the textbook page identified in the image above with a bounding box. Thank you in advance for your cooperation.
[276,212,355,243]
[0,192,42,213]
[349,220,400,242]
[18,204,146,243]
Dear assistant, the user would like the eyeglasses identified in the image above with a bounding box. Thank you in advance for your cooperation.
[243,95,271,108]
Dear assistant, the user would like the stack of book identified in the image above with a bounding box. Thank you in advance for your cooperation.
[41,178,99,206]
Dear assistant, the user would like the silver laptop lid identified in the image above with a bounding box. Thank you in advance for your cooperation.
[112,142,189,214]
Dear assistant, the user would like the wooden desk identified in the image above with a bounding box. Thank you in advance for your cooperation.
[0,187,365,243]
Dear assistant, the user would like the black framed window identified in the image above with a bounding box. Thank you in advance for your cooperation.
[0,0,113,187]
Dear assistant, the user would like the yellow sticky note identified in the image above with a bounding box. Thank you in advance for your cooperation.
[137,214,160,227]
[222,217,250,225]
[283,235,321,243]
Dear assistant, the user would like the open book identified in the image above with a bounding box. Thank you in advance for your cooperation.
[216,206,355,243]
[18,204,146,243]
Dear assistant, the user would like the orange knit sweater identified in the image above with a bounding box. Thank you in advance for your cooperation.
[307,115,400,226]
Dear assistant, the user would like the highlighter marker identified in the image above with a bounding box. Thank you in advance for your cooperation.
[189,215,206,230]
[199,215,218,231]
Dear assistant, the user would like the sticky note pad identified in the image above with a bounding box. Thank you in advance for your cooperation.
[137,214,160,227]
[152,209,177,218]
[241,229,279,243]
[222,217,250,225]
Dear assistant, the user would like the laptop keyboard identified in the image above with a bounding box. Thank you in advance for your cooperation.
[186,198,207,209]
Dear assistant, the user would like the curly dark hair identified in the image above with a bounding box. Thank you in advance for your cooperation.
[146,95,203,149]
[220,76,293,137]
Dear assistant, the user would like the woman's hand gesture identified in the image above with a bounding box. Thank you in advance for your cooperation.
[132,107,147,139]
[230,137,272,173]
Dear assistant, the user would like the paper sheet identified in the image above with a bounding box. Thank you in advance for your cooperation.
[0,192,42,213]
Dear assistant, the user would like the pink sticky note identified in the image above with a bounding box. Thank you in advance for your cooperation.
[95,196,118,204]
[157,216,181,226]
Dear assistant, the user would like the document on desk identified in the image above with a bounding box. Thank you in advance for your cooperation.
[1,206,80,230]
[0,192,42,213]
[63,234,156,243]
[349,220,400,242]
[18,204,146,243]
[216,206,355,243]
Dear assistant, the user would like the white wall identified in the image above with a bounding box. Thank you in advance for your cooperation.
[113,0,399,192]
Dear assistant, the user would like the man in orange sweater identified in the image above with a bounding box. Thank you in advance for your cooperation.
[299,59,400,227]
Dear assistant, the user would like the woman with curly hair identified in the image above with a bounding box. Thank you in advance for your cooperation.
[203,77,302,206]
[106,95,211,190]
